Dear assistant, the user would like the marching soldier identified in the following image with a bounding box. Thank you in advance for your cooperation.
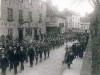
[43,43,47,60]
[64,45,70,61]
[39,42,43,62]
[28,45,35,67]
[47,42,50,58]
[35,43,39,64]
[13,47,20,74]
[19,46,26,71]
[66,51,74,69]
[78,43,84,59]
[72,43,77,58]
[1,53,9,75]
[7,46,14,70]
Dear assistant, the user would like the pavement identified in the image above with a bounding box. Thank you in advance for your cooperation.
[62,57,83,75]
[0,40,84,75]
[80,36,92,75]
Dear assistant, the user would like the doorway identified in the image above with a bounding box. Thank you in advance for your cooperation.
[34,28,39,40]
[18,28,23,41]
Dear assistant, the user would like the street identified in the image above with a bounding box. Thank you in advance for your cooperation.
[62,57,83,75]
[0,40,84,75]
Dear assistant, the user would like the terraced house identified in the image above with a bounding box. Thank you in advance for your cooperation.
[0,0,46,41]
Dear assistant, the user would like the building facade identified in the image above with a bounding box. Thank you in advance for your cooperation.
[46,1,66,37]
[62,10,81,33]
[0,0,46,41]
[80,17,90,33]
[67,12,81,32]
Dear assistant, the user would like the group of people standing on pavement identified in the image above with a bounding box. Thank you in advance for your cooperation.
[63,33,89,69]
[0,36,65,75]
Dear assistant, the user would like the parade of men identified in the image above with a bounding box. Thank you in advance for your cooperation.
[0,31,89,75]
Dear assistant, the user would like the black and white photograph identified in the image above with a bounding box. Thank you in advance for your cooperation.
[0,0,99,75]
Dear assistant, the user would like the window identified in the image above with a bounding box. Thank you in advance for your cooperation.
[8,28,13,35]
[73,17,74,19]
[19,0,23,3]
[7,8,14,21]
[59,23,64,28]
[28,12,32,22]
[29,0,32,5]
[19,10,24,24]
[39,2,42,8]
[39,14,42,23]
[26,28,32,37]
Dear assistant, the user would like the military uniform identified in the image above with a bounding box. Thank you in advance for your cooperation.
[35,44,39,64]
[28,45,35,67]
[39,43,43,62]
[19,46,26,71]
[43,43,47,60]
[7,46,14,70]
[1,53,9,75]
[13,48,20,74]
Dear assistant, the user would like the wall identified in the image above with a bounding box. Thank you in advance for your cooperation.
[0,0,46,39]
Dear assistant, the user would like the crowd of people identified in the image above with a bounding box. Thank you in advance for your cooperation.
[0,32,89,75]
[0,36,65,75]
[63,33,89,68]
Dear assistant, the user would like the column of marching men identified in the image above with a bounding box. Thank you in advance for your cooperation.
[63,33,89,69]
[0,33,89,75]
[0,36,65,75]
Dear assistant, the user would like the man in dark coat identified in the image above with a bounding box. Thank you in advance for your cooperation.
[7,46,14,70]
[19,46,26,71]
[72,43,77,58]
[66,52,74,68]
[78,44,84,59]
[13,47,20,74]
[39,43,43,62]
[35,43,39,64]
[43,43,47,60]
[28,45,35,67]
[1,53,9,75]
[76,43,80,57]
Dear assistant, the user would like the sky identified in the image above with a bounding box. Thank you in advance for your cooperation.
[53,0,94,16]
[42,0,94,17]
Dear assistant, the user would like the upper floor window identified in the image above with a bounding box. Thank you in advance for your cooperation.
[19,0,23,3]
[39,2,43,9]
[19,10,24,24]
[39,14,42,23]
[28,12,32,22]
[7,8,14,21]
[29,0,32,5]
[73,17,74,19]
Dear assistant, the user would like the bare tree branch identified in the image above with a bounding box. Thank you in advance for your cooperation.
[88,0,95,8]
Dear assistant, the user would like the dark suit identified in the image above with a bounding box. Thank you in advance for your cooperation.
[7,49,14,70]
[13,51,20,74]
[19,49,26,70]
[1,55,9,75]
[28,47,35,67]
